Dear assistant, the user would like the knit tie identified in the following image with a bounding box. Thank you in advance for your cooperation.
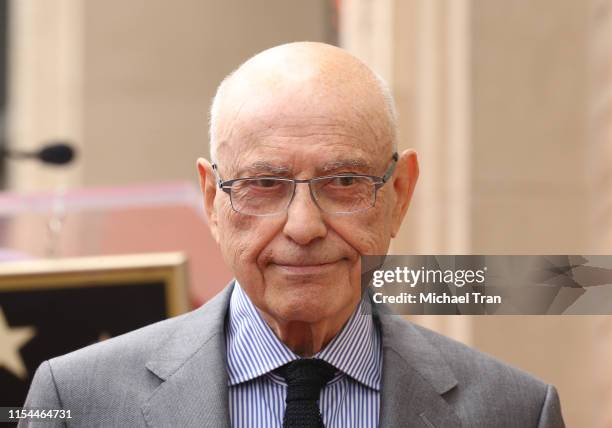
[278,359,336,428]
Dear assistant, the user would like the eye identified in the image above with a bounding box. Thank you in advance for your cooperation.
[331,176,356,187]
[251,178,281,188]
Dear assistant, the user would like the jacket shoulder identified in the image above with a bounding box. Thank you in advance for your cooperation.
[46,310,193,395]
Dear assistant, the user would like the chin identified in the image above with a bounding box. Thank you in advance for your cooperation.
[272,294,329,320]
[267,288,353,325]
[259,271,360,323]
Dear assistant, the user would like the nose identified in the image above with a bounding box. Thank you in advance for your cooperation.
[282,182,327,245]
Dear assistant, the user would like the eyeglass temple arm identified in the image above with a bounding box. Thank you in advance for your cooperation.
[211,164,232,194]
[381,152,399,184]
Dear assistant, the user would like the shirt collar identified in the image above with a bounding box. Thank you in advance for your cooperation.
[225,281,381,391]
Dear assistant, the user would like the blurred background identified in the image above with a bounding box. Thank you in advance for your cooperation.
[0,0,610,426]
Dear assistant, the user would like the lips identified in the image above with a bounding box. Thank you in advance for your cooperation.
[273,261,336,267]
[272,260,340,275]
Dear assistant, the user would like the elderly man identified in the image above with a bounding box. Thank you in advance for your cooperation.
[22,42,564,427]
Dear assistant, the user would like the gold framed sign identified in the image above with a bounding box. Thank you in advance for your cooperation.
[0,252,189,406]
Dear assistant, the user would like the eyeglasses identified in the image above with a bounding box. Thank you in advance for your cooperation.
[212,153,398,216]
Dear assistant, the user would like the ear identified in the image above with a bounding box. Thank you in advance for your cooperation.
[197,158,220,243]
[390,149,419,237]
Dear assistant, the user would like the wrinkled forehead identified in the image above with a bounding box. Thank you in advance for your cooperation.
[214,82,393,176]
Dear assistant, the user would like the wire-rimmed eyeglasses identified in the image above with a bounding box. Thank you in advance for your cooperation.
[212,152,399,216]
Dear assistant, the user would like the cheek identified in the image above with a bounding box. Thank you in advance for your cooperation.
[216,206,252,268]
[216,206,282,273]
[331,206,393,256]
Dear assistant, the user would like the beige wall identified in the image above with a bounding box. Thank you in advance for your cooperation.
[81,0,331,188]
[469,3,593,424]
[467,3,609,427]
[471,0,589,254]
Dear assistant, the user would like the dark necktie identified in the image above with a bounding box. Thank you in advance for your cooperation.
[279,359,336,428]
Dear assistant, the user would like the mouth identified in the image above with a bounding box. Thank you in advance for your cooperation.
[272,261,341,275]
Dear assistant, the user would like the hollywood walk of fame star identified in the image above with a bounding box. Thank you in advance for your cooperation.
[0,306,36,379]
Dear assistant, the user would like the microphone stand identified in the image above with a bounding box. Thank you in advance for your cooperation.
[0,146,37,160]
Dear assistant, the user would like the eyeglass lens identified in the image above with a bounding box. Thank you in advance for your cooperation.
[229,176,377,216]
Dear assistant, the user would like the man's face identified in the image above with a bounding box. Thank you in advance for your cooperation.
[201,83,411,330]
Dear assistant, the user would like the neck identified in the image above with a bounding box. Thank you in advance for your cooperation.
[259,300,359,357]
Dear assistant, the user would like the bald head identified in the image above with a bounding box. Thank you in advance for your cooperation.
[209,42,397,164]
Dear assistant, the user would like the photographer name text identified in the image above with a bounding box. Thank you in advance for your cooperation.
[372,291,502,305]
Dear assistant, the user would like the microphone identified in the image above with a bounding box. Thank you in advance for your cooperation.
[0,141,76,165]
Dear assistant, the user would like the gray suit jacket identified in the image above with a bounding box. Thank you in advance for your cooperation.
[21,282,564,427]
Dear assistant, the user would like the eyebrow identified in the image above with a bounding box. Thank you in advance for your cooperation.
[236,161,292,177]
[319,158,372,175]
[234,158,374,178]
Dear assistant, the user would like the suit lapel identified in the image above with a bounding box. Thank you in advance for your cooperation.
[377,314,462,428]
[142,283,234,428]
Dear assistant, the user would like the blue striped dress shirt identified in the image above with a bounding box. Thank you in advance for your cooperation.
[226,282,382,428]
